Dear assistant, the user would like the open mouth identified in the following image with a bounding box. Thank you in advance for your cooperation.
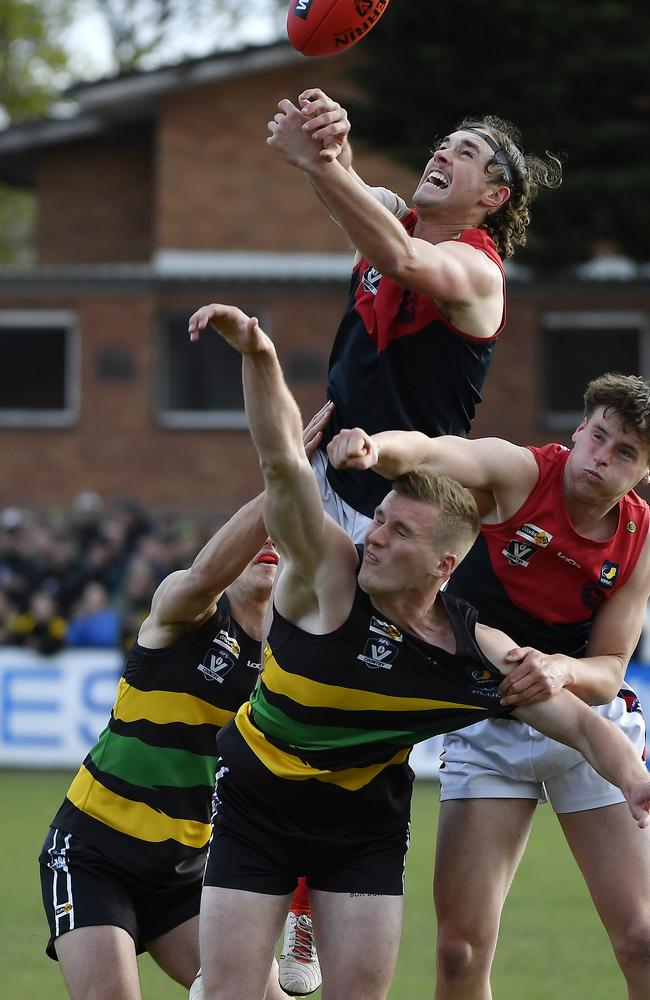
[426,169,449,190]
[256,552,279,565]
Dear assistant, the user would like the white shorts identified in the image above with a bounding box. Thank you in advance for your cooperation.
[439,686,646,814]
[311,449,373,544]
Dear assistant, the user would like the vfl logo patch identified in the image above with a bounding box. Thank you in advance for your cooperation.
[503,539,537,567]
[357,637,399,669]
[293,0,314,19]
[198,631,240,683]
[599,561,619,588]
[516,523,552,547]
[358,617,402,669]
[362,265,382,295]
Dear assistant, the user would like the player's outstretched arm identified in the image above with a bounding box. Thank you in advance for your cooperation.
[188,303,357,625]
[328,427,536,498]
[477,624,650,828]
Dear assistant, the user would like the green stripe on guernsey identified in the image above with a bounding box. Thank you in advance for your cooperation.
[112,676,235,729]
[90,728,219,790]
[252,688,448,749]
[262,649,487,716]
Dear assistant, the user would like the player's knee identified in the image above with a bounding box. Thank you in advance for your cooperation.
[436,930,494,983]
[612,915,650,972]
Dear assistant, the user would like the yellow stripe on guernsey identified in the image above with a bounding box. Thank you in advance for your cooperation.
[67,764,211,847]
[263,648,486,714]
[235,705,411,791]
[112,677,233,729]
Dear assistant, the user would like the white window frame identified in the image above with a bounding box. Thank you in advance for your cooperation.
[0,310,80,428]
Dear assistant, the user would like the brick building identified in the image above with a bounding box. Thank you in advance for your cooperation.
[0,41,648,517]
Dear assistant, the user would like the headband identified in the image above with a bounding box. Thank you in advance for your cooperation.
[464,127,514,188]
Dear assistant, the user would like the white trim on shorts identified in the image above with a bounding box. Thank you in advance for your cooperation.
[439,686,646,814]
[46,828,76,936]
[310,448,373,544]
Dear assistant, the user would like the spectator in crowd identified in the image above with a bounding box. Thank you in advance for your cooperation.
[65,581,120,649]
[7,590,67,655]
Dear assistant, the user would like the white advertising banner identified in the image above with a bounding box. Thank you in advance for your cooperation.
[1,649,649,775]
[0,648,122,768]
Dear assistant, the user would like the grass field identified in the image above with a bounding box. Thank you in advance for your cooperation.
[3,769,627,998]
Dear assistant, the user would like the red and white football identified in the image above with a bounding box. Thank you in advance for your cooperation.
[287,0,390,58]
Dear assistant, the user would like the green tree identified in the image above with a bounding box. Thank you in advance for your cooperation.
[91,0,285,72]
[348,0,650,269]
[0,0,75,265]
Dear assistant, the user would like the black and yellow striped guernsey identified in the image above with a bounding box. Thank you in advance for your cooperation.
[217,586,512,830]
[51,595,262,883]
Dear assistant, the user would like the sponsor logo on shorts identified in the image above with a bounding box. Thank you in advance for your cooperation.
[599,561,619,588]
[55,902,73,917]
[362,265,382,295]
[502,539,537,567]
[516,523,553,547]
[48,853,68,871]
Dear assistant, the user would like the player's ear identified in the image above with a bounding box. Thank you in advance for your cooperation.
[571,417,587,444]
[482,184,510,212]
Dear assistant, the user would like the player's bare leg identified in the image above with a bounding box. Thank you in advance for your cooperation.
[309,889,403,999]
[54,925,141,1000]
[199,886,292,999]
[559,803,650,1000]
[146,914,200,987]
[434,798,537,999]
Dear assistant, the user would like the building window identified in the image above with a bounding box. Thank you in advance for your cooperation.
[157,310,265,428]
[541,311,649,430]
[0,311,79,427]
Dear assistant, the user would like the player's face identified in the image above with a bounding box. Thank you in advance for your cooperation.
[412,130,501,216]
[567,407,650,503]
[241,539,279,594]
[359,492,450,598]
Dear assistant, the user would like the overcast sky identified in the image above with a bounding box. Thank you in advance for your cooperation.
[62,2,284,80]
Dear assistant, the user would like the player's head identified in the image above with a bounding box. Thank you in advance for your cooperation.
[568,374,650,498]
[418,115,562,259]
[359,471,480,598]
[583,373,650,449]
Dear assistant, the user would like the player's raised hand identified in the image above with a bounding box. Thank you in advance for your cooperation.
[188,304,269,355]
[298,88,351,162]
[327,427,378,470]
[625,781,650,828]
[303,401,335,459]
[267,99,322,170]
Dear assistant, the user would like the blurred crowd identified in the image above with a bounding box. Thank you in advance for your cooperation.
[0,493,213,655]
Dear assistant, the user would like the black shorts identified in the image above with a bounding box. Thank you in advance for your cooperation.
[39,827,202,960]
[203,767,410,896]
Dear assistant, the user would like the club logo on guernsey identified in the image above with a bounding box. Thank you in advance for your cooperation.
[357,616,403,670]
[197,630,240,683]
[362,265,382,295]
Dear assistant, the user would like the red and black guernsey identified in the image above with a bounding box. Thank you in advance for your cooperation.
[216,585,512,831]
[447,444,650,656]
[323,211,506,517]
[50,595,262,884]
